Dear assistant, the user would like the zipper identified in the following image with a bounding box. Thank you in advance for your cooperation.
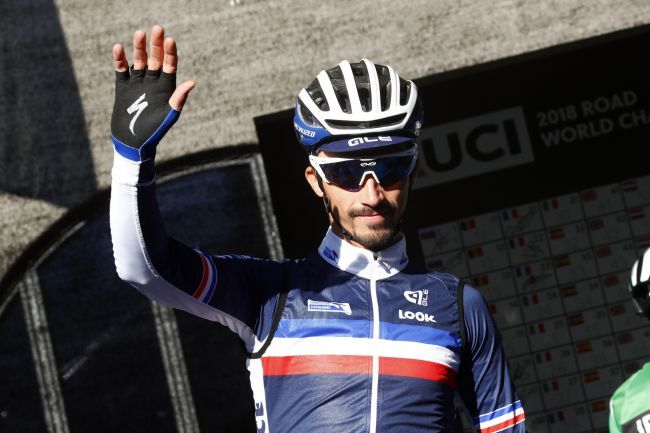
[369,251,380,433]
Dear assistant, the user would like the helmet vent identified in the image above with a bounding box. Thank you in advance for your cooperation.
[350,62,371,112]
[399,78,411,105]
[326,66,351,114]
[306,79,329,111]
[374,64,391,111]
[324,113,406,130]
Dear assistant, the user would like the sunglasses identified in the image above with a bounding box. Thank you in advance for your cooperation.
[309,147,418,191]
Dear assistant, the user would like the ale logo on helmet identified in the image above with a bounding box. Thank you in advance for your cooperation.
[307,299,352,315]
[348,136,393,146]
[404,289,428,306]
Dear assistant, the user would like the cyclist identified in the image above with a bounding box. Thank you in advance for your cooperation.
[609,250,650,433]
[110,25,527,433]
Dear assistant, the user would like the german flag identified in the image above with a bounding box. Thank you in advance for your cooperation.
[628,207,645,220]
[576,341,592,353]
[467,247,483,258]
[460,218,476,231]
[567,314,584,326]
[472,275,489,287]
[584,371,600,383]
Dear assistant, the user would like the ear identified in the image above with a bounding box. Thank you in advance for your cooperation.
[305,166,325,198]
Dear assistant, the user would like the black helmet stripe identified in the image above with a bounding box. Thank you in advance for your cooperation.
[340,60,363,114]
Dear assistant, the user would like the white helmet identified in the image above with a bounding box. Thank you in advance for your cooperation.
[294,59,422,154]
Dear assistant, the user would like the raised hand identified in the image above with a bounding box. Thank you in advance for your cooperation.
[111,25,195,162]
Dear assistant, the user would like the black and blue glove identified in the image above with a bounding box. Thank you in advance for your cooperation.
[111,66,179,162]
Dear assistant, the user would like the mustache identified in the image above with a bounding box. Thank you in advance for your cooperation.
[348,202,397,218]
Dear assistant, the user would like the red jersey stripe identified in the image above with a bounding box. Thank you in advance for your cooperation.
[380,357,456,388]
[263,355,371,376]
[192,254,210,299]
[262,355,456,386]
[480,411,526,433]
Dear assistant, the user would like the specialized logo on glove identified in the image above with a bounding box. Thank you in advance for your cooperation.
[111,67,180,161]
[127,93,148,135]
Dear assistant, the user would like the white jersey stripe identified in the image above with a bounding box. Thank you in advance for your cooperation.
[265,337,459,370]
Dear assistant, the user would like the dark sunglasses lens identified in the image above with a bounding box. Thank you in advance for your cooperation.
[373,156,414,187]
[320,161,365,190]
[320,155,414,191]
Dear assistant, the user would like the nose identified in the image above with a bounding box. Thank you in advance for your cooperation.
[358,173,384,206]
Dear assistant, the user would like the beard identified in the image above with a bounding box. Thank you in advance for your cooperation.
[344,202,401,251]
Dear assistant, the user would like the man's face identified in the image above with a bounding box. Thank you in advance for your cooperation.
[305,148,414,251]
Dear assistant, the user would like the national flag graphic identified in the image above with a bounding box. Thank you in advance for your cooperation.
[460,218,476,230]
[554,255,571,268]
[501,208,519,221]
[628,207,645,220]
[509,237,526,249]
[549,227,565,239]
[584,371,600,383]
[596,246,612,258]
[589,219,604,230]
[576,341,593,353]
[515,265,532,277]
[582,190,598,201]
[426,259,443,269]
[617,332,633,345]
[610,304,626,316]
[591,400,607,412]
[529,322,546,335]
[522,293,540,306]
[420,230,437,240]
[543,198,559,211]
[621,179,638,192]
[602,274,619,287]
[560,285,577,297]
[472,275,489,287]
[624,362,640,375]
[637,236,650,250]
[543,380,559,392]
[567,314,584,326]
[489,304,497,315]
[468,247,484,258]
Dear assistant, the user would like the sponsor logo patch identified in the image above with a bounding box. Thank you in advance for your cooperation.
[399,309,436,323]
[308,299,352,315]
[404,289,428,306]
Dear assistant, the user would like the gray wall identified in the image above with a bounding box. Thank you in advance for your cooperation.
[2,0,650,277]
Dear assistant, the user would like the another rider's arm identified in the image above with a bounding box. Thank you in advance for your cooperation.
[456,285,527,433]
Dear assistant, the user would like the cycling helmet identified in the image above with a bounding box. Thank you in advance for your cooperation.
[630,250,650,320]
[294,59,422,154]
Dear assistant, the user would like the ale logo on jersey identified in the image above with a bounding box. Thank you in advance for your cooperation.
[404,289,428,306]
[307,299,352,315]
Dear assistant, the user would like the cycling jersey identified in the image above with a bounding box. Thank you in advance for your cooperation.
[110,152,527,433]
[609,362,650,433]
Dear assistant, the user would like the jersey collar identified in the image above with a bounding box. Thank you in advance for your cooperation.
[318,227,409,280]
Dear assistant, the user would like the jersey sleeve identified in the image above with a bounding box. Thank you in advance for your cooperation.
[110,151,283,349]
[456,284,527,433]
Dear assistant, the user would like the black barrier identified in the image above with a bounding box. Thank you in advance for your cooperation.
[0,146,273,433]
[255,25,650,433]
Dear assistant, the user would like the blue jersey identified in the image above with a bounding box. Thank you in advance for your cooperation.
[110,153,526,433]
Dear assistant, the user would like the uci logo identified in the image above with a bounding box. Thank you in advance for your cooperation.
[348,136,393,146]
[414,107,534,188]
